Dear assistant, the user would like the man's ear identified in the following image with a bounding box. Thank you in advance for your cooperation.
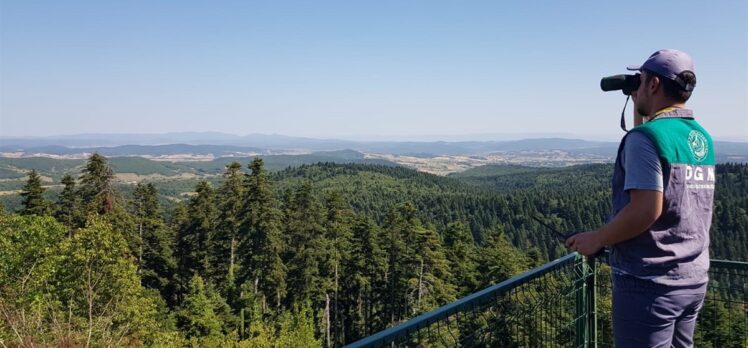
[650,75,661,94]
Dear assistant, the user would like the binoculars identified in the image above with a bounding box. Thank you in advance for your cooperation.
[600,74,640,95]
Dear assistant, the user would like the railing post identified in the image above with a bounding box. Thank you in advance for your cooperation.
[575,253,588,348]
[586,256,597,348]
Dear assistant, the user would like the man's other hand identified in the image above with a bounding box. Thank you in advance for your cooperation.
[565,231,603,257]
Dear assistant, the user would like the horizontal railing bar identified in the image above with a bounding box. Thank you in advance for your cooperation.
[710,259,748,271]
[345,252,581,348]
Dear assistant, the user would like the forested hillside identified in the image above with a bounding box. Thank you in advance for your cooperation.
[1,155,745,346]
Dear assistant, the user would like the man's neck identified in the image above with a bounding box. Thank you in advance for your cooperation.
[650,102,687,117]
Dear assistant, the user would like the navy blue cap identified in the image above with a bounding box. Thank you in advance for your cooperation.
[627,49,696,91]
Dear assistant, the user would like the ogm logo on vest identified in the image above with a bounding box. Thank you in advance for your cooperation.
[687,130,708,162]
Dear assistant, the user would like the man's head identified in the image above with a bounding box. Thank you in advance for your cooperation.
[628,49,697,116]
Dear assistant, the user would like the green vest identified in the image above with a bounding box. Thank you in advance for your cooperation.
[636,116,715,166]
[609,109,715,287]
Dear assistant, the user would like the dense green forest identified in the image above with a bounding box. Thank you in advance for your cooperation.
[1,155,746,346]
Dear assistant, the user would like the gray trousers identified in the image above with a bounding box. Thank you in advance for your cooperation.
[612,285,706,348]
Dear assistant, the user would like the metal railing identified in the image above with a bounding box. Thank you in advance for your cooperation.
[345,254,747,347]
[696,259,748,348]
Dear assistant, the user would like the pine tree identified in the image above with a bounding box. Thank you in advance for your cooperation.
[322,191,353,347]
[381,203,414,325]
[240,158,287,310]
[212,162,245,297]
[175,181,218,297]
[77,153,116,215]
[72,154,142,269]
[55,174,83,230]
[477,226,529,287]
[406,225,455,315]
[443,222,479,295]
[341,216,386,341]
[131,182,177,305]
[283,182,329,310]
[169,201,189,232]
[19,170,52,216]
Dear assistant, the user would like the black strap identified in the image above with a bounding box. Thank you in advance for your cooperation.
[620,95,631,132]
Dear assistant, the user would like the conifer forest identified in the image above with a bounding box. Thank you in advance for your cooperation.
[1,154,746,347]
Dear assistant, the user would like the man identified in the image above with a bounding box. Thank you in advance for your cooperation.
[565,49,715,348]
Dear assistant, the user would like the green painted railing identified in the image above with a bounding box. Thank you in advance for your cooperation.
[345,254,747,347]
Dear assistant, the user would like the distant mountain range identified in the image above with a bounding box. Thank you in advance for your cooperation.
[1,132,747,162]
[0,144,272,157]
[0,132,353,150]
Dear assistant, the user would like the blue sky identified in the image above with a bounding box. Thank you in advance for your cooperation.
[1,1,746,140]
